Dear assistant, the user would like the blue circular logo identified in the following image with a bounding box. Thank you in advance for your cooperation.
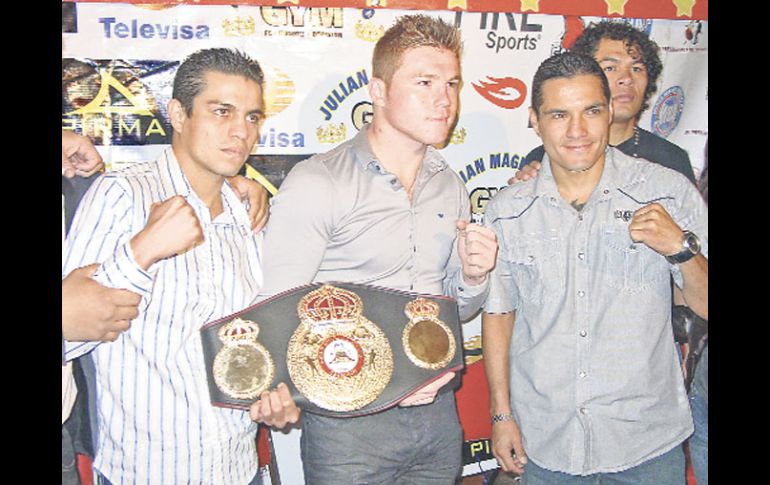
[362,9,374,19]
[651,86,685,138]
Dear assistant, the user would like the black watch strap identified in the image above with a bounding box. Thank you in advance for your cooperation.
[665,231,700,264]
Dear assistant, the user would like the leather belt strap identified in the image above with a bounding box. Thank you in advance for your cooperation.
[200,282,464,417]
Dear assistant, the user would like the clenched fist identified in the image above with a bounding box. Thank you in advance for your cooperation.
[130,195,205,270]
[628,203,685,256]
[457,220,498,286]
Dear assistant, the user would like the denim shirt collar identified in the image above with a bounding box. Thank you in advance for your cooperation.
[536,146,643,206]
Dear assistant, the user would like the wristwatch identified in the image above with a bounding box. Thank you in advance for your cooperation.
[491,413,515,425]
[665,231,701,264]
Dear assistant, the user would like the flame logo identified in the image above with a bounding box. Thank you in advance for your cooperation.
[472,76,527,110]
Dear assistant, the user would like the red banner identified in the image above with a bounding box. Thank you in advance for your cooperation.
[63,0,708,20]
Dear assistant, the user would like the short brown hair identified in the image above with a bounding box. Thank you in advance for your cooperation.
[372,14,462,84]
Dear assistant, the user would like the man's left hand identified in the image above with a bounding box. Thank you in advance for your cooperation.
[227,175,270,232]
[457,220,498,285]
[249,382,301,429]
[628,203,684,256]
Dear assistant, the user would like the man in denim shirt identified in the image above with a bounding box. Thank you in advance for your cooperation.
[482,53,707,485]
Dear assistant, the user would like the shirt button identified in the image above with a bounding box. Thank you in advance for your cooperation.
[579,407,588,415]
[577,290,585,297]
[579,330,587,337]
[578,252,585,260]
[578,214,584,221]
[579,371,587,378]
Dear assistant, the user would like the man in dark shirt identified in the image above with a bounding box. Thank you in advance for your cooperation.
[518,21,695,183]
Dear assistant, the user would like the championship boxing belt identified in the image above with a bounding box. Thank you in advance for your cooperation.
[200,282,464,418]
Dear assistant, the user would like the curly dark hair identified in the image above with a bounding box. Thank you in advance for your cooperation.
[571,21,663,115]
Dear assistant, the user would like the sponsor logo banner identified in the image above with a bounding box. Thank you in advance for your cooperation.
[62,59,175,145]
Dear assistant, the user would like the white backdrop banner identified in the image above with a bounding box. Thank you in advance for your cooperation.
[62,3,707,481]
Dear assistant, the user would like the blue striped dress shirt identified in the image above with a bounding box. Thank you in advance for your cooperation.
[62,148,263,485]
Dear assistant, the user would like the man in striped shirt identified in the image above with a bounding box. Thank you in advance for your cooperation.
[62,48,299,485]
[62,131,142,485]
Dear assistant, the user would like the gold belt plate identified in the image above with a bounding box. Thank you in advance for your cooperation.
[287,285,393,412]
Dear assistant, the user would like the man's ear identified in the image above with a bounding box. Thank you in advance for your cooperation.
[168,99,187,134]
[368,77,387,108]
[529,107,541,138]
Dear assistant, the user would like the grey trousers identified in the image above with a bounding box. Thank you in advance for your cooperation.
[301,390,463,485]
[62,425,81,485]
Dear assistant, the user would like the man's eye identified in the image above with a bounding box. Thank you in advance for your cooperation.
[214,108,229,116]
[247,114,263,124]
[603,66,616,72]
[418,79,431,86]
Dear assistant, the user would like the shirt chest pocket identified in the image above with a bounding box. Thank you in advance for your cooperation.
[500,230,562,306]
[599,223,670,293]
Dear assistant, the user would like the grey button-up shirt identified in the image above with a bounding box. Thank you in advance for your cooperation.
[484,147,707,475]
[260,125,488,320]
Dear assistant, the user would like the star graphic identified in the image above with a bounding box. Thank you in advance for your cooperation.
[521,0,539,12]
[447,0,468,9]
[672,0,696,17]
[605,0,628,15]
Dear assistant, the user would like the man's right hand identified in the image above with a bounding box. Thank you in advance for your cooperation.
[491,416,528,475]
[249,382,302,429]
[507,160,542,185]
[131,195,205,270]
[62,131,104,179]
[62,264,141,342]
